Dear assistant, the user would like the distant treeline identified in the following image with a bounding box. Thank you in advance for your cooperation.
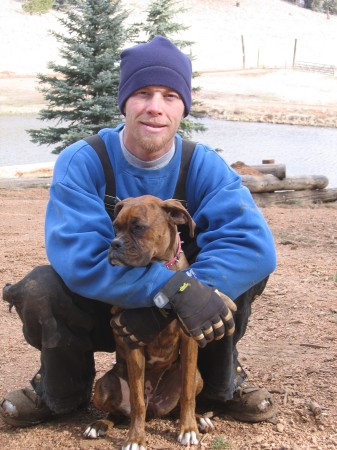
[285,0,337,15]
[22,0,337,16]
[21,0,77,15]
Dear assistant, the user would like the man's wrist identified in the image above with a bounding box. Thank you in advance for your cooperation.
[154,270,198,308]
[153,291,170,308]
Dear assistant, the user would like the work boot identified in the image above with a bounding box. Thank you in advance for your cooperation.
[197,382,276,423]
[221,382,276,422]
[0,387,53,427]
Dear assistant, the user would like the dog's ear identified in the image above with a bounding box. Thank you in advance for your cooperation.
[114,201,124,218]
[114,198,133,218]
[162,200,196,238]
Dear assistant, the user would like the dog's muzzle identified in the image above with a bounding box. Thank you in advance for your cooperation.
[108,238,126,265]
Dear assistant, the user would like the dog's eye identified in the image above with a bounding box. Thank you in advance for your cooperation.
[133,224,147,234]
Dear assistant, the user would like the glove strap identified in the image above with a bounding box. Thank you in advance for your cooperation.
[160,271,191,298]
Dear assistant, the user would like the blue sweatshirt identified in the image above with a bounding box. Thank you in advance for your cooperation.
[45,125,276,307]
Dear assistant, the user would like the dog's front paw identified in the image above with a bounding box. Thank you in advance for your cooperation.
[122,439,146,450]
[197,412,215,434]
[83,419,109,439]
[122,444,146,450]
[177,430,199,446]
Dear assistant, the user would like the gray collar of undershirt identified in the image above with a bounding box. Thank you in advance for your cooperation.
[119,128,175,169]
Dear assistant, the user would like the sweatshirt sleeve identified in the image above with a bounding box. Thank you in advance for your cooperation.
[185,145,277,300]
[44,141,174,308]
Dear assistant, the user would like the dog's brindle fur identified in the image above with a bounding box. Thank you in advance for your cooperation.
[85,195,207,449]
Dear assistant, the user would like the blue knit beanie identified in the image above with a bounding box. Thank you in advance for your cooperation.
[118,36,192,117]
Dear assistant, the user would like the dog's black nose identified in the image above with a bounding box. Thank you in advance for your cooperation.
[110,238,123,250]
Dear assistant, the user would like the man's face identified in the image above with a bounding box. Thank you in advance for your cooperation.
[123,86,185,160]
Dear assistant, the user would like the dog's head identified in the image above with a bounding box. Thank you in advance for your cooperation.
[108,195,195,267]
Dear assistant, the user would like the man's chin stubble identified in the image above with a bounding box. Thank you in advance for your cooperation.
[138,135,173,154]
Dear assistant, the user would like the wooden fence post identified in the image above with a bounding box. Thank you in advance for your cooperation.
[293,38,297,68]
[241,35,245,69]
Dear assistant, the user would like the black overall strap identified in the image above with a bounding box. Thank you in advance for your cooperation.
[175,140,199,261]
[84,135,117,215]
[173,139,197,204]
[85,134,197,214]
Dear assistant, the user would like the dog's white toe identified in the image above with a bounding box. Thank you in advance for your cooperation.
[122,444,146,450]
[83,426,99,439]
[198,416,214,432]
[178,431,199,446]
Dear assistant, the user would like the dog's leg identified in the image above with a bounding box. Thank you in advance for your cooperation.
[124,347,147,450]
[83,367,127,439]
[177,333,200,446]
[83,415,125,439]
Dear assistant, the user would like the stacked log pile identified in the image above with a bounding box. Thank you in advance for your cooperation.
[231,161,337,206]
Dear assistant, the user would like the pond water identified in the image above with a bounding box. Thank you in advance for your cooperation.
[191,118,337,188]
[1,115,336,187]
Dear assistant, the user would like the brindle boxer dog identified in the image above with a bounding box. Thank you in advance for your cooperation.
[84,195,214,449]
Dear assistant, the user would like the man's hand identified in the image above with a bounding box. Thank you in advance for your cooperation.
[160,272,237,348]
[110,307,175,349]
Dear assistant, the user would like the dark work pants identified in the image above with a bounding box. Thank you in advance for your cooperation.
[197,277,268,401]
[4,265,268,413]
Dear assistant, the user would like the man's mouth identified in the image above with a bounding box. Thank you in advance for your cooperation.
[141,121,166,129]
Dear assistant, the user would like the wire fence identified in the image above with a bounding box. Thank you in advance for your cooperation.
[194,35,337,74]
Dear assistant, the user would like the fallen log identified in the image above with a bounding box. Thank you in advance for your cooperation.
[231,161,264,176]
[249,164,286,179]
[242,174,329,193]
[252,188,337,207]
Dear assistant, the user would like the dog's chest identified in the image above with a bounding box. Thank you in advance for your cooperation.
[144,320,181,369]
[114,320,182,371]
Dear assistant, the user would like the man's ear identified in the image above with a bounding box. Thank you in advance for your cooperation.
[162,200,196,237]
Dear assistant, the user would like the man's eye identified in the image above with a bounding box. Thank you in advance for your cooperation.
[166,93,179,99]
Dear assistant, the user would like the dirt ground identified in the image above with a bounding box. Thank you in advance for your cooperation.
[0,185,336,450]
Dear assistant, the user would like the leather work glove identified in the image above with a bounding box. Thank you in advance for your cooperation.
[155,272,237,348]
[110,307,176,349]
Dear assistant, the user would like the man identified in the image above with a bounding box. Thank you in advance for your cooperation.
[0,36,276,427]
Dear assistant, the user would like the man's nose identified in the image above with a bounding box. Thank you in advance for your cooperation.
[146,93,163,114]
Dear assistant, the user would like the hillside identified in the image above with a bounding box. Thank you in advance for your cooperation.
[1,0,337,126]
[1,0,337,73]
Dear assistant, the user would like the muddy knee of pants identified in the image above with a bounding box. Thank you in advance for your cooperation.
[4,265,94,349]
[4,265,112,413]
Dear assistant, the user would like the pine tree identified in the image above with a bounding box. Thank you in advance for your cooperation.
[28,0,128,154]
[52,0,71,11]
[137,0,206,138]
[139,0,193,49]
